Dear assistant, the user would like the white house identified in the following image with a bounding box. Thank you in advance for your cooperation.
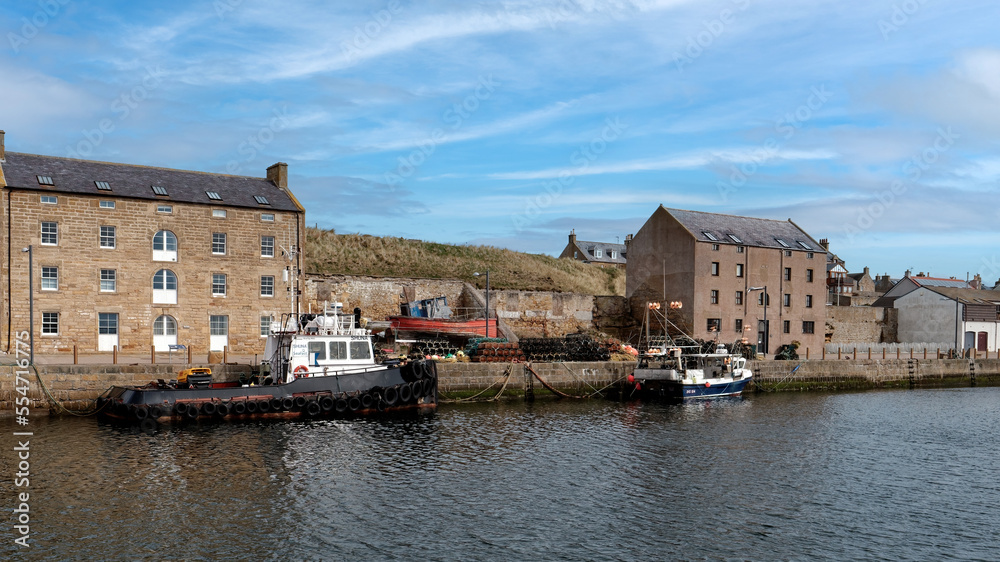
[895,286,1000,351]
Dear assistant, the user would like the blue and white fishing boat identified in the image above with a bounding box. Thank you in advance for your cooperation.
[630,343,753,401]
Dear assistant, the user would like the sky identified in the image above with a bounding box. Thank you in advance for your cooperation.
[2,0,1000,282]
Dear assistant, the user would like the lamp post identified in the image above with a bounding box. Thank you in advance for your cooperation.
[21,246,34,365]
[474,270,490,338]
[747,285,767,356]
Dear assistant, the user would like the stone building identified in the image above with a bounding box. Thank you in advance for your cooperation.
[558,230,628,269]
[626,206,826,355]
[0,131,305,355]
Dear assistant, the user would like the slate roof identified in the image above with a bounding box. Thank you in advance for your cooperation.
[910,276,972,289]
[871,295,898,308]
[922,286,1000,305]
[664,207,821,251]
[572,240,627,265]
[0,152,301,212]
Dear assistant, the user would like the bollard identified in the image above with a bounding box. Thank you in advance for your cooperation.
[855,347,858,360]
[897,349,900,359]
[838,349,842,360]
[910,348,913,359]
[224,345,228,364]
[73,344,78,365]
[806,347,809,360]
[151,345,156,365]
[822,347,825,360]
[924,348,927,359]
[881,348,884,359]
[113,345,118,365]
[187,345,192,364]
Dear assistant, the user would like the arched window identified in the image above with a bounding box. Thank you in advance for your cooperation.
[153,269,178,304]
[153,230,178,262]
[152,315,178,352]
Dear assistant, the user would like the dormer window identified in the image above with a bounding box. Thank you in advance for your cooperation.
[594,249,603,258]
[254,195,270,205]
[727,234,743,244]
[206,191,222,201]
[152,185,168,196]
[95,181,111,191]
[702,231,719,241]
[37,175,54,186]
[611,251,617,259]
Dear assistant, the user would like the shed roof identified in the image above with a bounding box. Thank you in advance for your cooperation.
[1,151,301,212]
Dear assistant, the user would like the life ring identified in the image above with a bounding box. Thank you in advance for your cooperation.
[293,365,310,379]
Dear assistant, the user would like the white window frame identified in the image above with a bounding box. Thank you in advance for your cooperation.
[212,273,227,297]
[212,209,227,218]
[261,213,274,222]
[41,266,58,291]
[212,233,226,255]
[261,275,274,297]
[41,312,59,335]
[40,195,57,205]
[152,269,178,304]
[100,269,116,292]
[100,225,116,249]
[41,221,57,245]
[99,200,115,209]
[157,204,172,214]
[594,249,603,258]
[261,236,275,258]
[260,315,273,337]
[153,230,178,262]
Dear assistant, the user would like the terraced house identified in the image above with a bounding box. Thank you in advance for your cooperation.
[626,206,827,355]
[0,130,305,356]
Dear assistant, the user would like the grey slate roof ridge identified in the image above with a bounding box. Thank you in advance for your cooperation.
[661,205,822,251]
[1,151,300,212]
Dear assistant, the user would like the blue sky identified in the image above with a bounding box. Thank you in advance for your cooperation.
[3,0,1000,282]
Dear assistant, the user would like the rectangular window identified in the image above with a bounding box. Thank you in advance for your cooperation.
[736,264,744,277]
[261,275,274,297]
[260,315,273,337]
[212,273,227,296]
[254,195,270,205]
[783,294,791,307]
[329,341,347,360]
[784,267,791,281]
[807,252,814,259]
[594,249,603,258]
[706,318,721,332]
[210,315,228,335]
[735,318,743,333]
[350,341,372,360]
[806,295,813,308]
[40,195,57,204]
[37,175,54,186]
[784,250,792,257]
[41,221,57,245]
[99,200,115,209]
[737,246,745,254]
[803,321,815,334]
[712,244,720,251]
[41,266,58,290]
[797,241,812,250]
[157,204,172,213]
[807,269,814,282]
[758,293,770,306]
[100,269,116,292]
[611,251,617,259]
[735,291,743,305]
[261,213,275,222]
[152,185,168,196]
[206,191,222,201]
[710,290,719,304]
[95,181,112,191]
[727,234,743,244]
[783,320,791,334]
[212,209,227,218]
[212,233,226,255]
[261,236,275,257]
[308,341,327,361]
[775,238,790,248]
[99,313,118,335]
[100,225,116,248]
[711,262,720,276]
[42,312,58,335]
[702,231,719,241]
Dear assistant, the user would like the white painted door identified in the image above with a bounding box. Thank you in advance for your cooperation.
[98,313,119,352]
[210,315,228,352]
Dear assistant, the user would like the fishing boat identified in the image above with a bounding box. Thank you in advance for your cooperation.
[97,303,437,429]
[630,344,752,401]
[628,301,753,401]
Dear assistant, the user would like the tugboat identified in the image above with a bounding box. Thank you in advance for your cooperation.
[628,301,753,402]
[98,303,437,429]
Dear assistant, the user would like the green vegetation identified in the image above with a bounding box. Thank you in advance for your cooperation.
[305,227,625,295]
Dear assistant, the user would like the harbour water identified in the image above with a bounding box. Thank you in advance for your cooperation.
[5,387,1000,560]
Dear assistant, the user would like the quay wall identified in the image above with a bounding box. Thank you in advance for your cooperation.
[4,358,1000,414]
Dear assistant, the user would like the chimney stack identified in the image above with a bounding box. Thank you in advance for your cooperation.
[266,162,288,189]
[863,266,869,276]
[0,130,5,161]
[819,238,830,251]
[569,229,576,246]
[624,233,633,249]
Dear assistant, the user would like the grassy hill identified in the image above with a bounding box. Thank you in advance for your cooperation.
[305,227,625,296]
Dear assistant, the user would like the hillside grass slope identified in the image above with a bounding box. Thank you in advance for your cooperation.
[305,228,625,296]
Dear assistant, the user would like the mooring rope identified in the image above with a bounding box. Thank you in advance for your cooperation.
[438,362,514,403]
[557,362,602,395]
[30,364,108,416]
[525,363,591,399]
[754,363,800,393]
